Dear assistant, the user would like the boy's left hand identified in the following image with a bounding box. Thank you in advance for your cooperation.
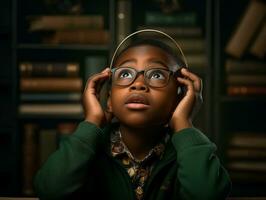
[170,68,203,132]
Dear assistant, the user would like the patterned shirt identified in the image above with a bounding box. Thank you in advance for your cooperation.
[110,129,169,200]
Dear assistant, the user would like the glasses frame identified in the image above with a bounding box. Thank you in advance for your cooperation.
[111,67,179,88]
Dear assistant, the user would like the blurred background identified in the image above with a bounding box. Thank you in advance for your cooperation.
[0,0,265,198]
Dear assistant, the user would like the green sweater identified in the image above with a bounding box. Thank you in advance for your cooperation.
[34,121,231,200]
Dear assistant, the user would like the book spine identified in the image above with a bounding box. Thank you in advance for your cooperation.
[39,129,57,165]
[20,77,82,92]
[250,23,266,58]
[227,148,266,160]
[43,30,110,44]
[20,62,80,77]
[229,132,266,148]
[226,75,266,86]
[227,161,266,172]
[22,123,39,196]
[20,93,82,102]
[160,37,205,53]
[137,26,202,37]
[229,171,266,183]
[19,103,83,115]
[186,54,207,67]
[145,11,198,26]
[29,15,104,31]
[227,86,266,95]
[84,56,107,80]
[225,59,266,74]
[57,122,77,136]
[225,1,266,58]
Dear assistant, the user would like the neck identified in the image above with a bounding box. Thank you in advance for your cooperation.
[119,124,166,160]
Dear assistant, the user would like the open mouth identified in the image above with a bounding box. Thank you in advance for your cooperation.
[125,94,150,110]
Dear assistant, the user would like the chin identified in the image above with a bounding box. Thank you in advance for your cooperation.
[116,115,169,129]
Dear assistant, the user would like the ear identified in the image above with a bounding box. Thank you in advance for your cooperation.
[106,91,113,113]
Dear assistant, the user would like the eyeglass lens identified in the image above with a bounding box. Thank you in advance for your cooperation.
[112,67,171,87]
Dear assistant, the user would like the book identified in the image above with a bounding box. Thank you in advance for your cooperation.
[28,15,104,31]
[161,37,206,53]
[19,103,83,115]
[227,160,266,172]
[19,62,80,77]
[225,59,266,74]
[57,122,77,136]
[226,74,266,86]
[227,86,266,95]
[250,22,266,58]
[225,0,266,58]
[43,29,110,45]
[137,25,202,38]
[229,171,266,183]
[186,53,207,67]
[39,129,57,165]
[20,77,82,92]
[145,11,198,27]
[22,123,39,196]
[117,0,131,43]
[84,56,107,80]
[226,147,266,159]
[229,132,266,149]
[20,93,82,102]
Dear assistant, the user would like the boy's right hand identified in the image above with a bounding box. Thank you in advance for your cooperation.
[83,68,112,127]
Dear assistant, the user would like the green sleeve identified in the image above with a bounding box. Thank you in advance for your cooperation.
[33,121,104,200]
[172,128,232,200]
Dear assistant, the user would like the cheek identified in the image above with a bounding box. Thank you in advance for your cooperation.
[110,88,123,112]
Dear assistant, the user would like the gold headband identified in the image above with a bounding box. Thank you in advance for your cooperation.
[109,29,188,69]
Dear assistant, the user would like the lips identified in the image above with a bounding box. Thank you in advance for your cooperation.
[125,94,150,110]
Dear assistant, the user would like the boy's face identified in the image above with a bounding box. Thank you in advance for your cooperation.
[108,45,179,128]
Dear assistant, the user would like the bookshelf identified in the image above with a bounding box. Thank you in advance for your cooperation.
[130,0,212,137]
[214,0,266,197]
[0,0,116,197]
[0,0,19,196]
[1,0,265,197]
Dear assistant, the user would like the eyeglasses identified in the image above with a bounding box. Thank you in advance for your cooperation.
[111,67,178,88]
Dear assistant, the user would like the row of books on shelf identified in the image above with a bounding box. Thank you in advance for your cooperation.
[19,61,83,116]
[226,132,266,183]
[18,56,107,116]
[225,0,266,59]
[225,59,266,96]
[136,9,207,72]
[22,122,77,195]
[224,0,265,96]
[27,15,109,45]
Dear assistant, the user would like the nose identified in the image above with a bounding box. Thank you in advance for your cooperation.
[129,74,148,91]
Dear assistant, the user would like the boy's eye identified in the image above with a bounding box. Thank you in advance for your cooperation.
[148,70,166,80]
[118,69,134,79]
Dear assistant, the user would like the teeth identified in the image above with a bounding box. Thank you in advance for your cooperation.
[132,100,143,103]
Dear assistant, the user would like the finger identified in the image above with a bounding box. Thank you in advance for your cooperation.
[180,68,202,92]
[177,77,194,95]
[84,68,110,93]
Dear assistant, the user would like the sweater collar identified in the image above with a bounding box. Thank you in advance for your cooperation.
[101,123,176,163]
